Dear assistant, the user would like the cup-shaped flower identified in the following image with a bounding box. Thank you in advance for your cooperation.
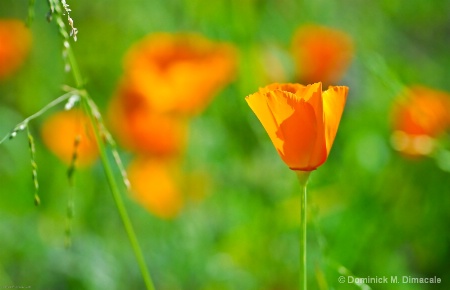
[108,83,188,156]
[0,19,32,80]
[292,25,353,85]
[246,82,348,171]
[391,86,450,156]
[123,33,237,115]
[41,109,99,166]
[127,157,183,219]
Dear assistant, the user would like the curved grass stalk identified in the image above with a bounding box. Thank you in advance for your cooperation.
[0,91,78,145]
[46,1,156,289]
[79,93,155,290]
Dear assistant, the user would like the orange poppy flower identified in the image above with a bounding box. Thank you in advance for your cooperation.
[127,157,183,219]
[0,19,32,79]
[391,86,450,156]
[292,25,353,85]
[123,33,237,115]
[108,83,188,156]
[41,109,99,166]
[246,82,348,171]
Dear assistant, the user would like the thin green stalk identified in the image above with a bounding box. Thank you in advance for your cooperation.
[296,171,310,290]
[27,0,35,26]
[62,16,155,290]
[0,91,78,145]
[81,95,155,290]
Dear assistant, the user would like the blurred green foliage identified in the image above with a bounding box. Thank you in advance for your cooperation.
[1,0,449,289]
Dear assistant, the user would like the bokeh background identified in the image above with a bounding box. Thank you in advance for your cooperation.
[1,0,450,289]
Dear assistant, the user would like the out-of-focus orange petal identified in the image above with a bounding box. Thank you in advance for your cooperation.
[108,84,188,156]
[292,25,353,85]
[0,19,32,79]
[391,86,450,156]
[393,86,450,137]
[127,112,188,155]
[128,157,183,219]
[40,109,98,166]
[124,33,237,115]
[322,86,348,154]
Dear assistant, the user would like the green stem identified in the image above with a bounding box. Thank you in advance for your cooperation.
[64,24,155,290]
[0,91,77,145]
[81,95,155,290]
[296,171,310,290]
[27,0,35,27]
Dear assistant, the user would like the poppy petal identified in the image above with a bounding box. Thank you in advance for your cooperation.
[128,158,183,219]
[264,90,319,169]
[245,91,283,151]
[41,109,98,166]
[322,86,348,153]
[292,25,354,85]
[300,83,327,167]
[0,19,32,79]
[269,85,326,163]
[246,82,348,171]
[124,33,237,115]
[276,99,318,170]
[260,83,305,95]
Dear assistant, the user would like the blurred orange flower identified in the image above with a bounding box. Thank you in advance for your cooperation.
[0,19,32,79]
[127,157,183,219]
[108,83,188,156]
[391,86,450,156]
[292,25,353,85]
[246,82,348,171]
[41,109,99,166]
[124,33,237,115]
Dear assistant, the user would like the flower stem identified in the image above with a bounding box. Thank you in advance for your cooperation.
[296,171,311,290]
[80,95,155,290]
[62,18,155,290]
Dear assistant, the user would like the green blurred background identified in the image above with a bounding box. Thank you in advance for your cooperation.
[1,0,449,289]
